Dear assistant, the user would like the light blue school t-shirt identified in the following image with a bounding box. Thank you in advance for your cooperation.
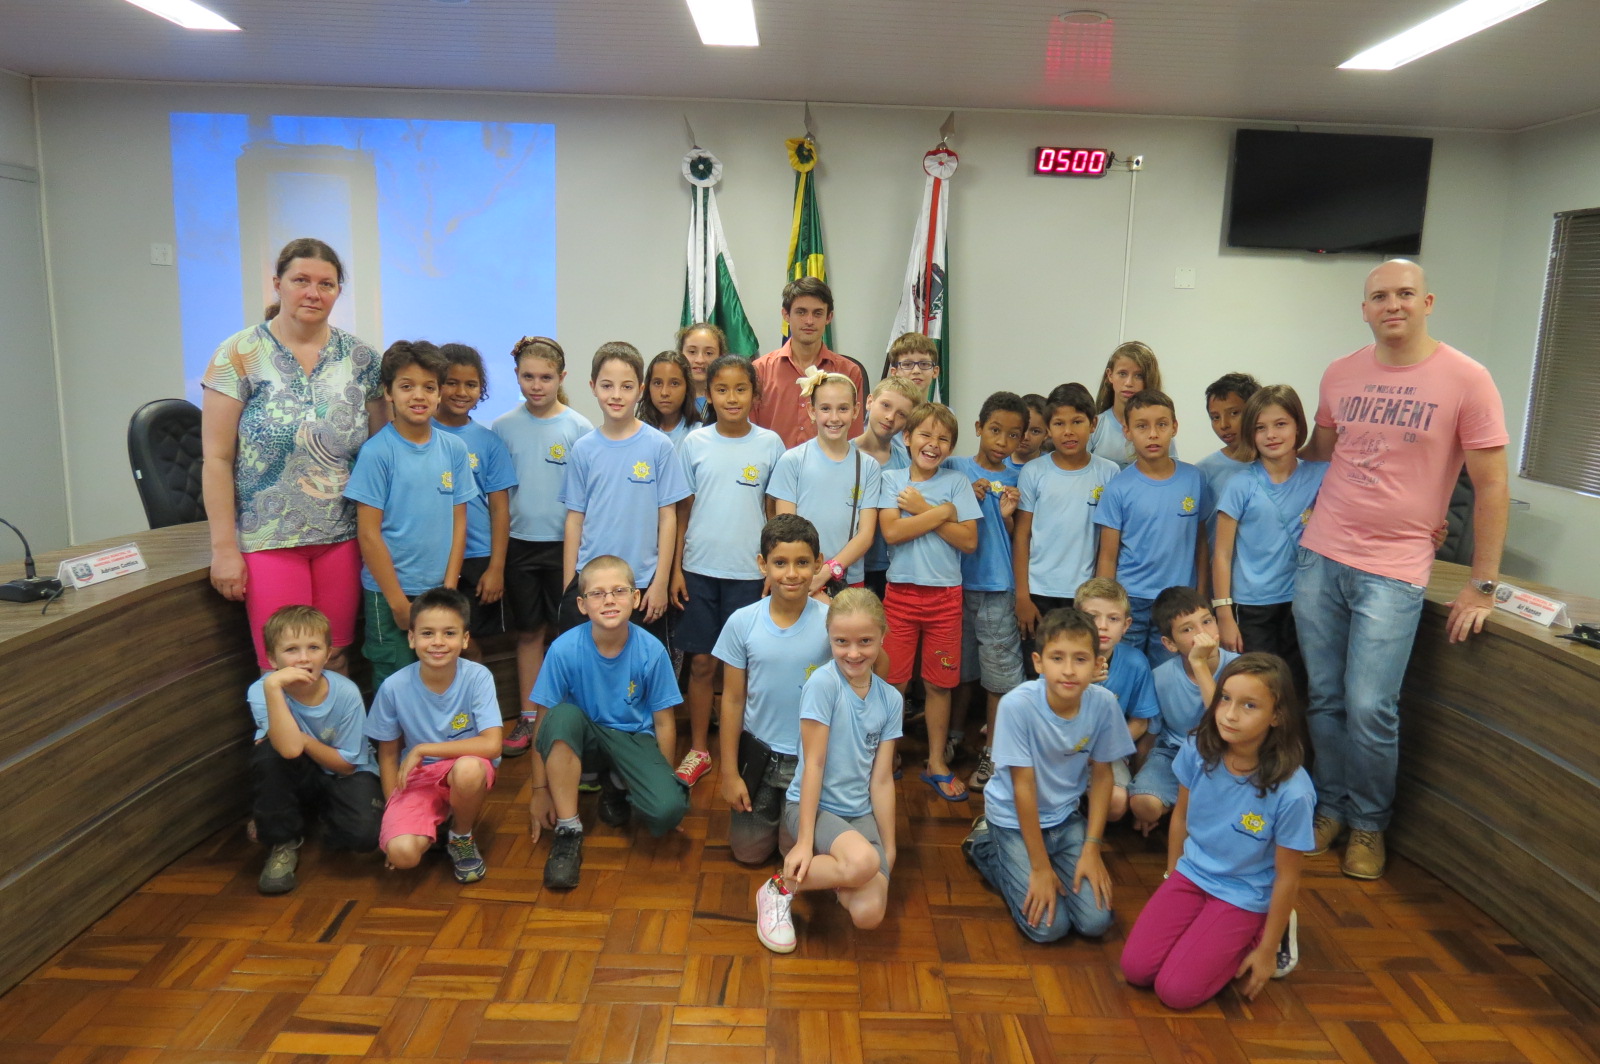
[1173,737,1315,912]
[491,405,593,543]
[1195,449,1250,546]
[560,422,691,587]
[1017,453,1120,598]
[1218,460,1328,606]
[344,424,478,595]
[768,440,883,586]
[366,659,502,767]
[1089,412,1180,469]
[984,680,1135,831]
[247,671,376,775]
[785,662,903,819]
[1102,642,1159,722]
[711,596,831,756]
[531,622,678,734]
[434,419,518,560]
[863,438,912,573]
[944,455,1019,593]
[877,466,983,588]
[664,418,697,448]
[1153,649,1241,751]
[1093,461,1212,599]
[679,424,786,581]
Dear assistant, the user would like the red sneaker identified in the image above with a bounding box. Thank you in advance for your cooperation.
[502,716,534,757]
[675,748,712,786]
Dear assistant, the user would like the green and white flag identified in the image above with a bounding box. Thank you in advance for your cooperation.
[682,148,760,357]
[888,145,957,405]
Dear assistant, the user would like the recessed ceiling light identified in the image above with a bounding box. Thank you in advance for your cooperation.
[1339,0,1548,70]
[1058,10,1110,24]
[686,0,759,46]
[123,0,240,31]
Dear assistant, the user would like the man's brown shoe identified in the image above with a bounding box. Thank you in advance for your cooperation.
[1342,829,1386,880]
[1307,814,1345,857]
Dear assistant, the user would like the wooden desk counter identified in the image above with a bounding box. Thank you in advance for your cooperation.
[0,523,257,994]
[1394,561,1600,1003]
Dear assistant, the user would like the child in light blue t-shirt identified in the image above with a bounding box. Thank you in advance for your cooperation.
[673,356,786,788]
[753,589,902,955]
[1129,587,1240,836]
[851,377,920,598]
[491,337,594,742]
[1212,385,1327,696]
[1194,372,1261,548]
[965,609,1135,943]
[1075,576,1160,823]
[558,342,691,640]
[1093,389,1212,666]
[876,403,981,803]
[345,341,478,689]
[943,391,1030,794]
[435,344,519,644]
[713,515,833,866]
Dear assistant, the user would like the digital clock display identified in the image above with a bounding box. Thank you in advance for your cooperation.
[1032,146,1111,177]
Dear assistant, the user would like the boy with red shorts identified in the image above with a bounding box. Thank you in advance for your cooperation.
[368,586,504,883]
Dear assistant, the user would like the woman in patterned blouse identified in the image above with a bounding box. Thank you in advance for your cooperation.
[200,238,387,673]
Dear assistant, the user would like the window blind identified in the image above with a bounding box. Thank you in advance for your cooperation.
[1523,207,1600,497]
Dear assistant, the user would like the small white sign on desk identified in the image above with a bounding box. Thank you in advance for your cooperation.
[1493,582,1571,628]
[56,543,148,590]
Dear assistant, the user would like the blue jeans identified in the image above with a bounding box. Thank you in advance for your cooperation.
[970,814,1114,943]
[1126,596,1175,669]
[1291,548,1425,832]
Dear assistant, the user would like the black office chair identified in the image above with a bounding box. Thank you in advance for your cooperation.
[128,398,205,529]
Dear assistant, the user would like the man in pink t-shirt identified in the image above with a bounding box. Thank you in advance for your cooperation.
[1293,260,1509,881]
[750,278,867,449]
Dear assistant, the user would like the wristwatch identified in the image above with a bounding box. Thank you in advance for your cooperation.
[1470,578,1497,596]
[825,559,846,584]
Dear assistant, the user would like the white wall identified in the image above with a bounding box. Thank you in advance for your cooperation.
[1490,111,1600,600]
[0,71,36,168]
[33,80,1515,561]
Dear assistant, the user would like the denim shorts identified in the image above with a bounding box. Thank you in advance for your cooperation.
[960,589,1025,693]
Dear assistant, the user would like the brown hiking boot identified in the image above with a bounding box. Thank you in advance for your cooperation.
[1342,829,1386,880]
[1307,814,1345,856]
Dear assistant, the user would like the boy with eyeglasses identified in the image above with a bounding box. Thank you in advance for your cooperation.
[887,332,940,402]
[526,554,689,891]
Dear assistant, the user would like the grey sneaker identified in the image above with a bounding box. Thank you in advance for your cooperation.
[961,814,988,867]
[970,749,996,792]
[447,833,486,884]
[1273,909,1299,979]
[544,826,584,891]
[943,731,963,765]
[258,838,302,895]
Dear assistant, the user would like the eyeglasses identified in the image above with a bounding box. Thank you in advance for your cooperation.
[896,360,935,371]
[582,586,635,602]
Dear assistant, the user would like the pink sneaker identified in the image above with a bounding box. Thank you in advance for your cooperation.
[502,716,534,757]
[755,875,795,953]
[675,748,712,786]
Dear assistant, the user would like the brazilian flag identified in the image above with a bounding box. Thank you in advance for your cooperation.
[785,136,833,350]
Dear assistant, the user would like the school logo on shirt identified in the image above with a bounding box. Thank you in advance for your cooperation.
[439,471,455,494]
[450,711,470,732]
[319,726,336,743]
[468,452,479,469]
[864,730,882,748]
[804,662,822,683]
[738,464,763,487]
[629,460,656,484]
[1089,485,1104,505]
[1181,496,1197,514]
[546,443,568,465]
[1071,735,1091,753]
[626,679,639,701]
[989,480,1004,493]
[1239,811,1266,834]
[1300,507,1313,526]
[848,485,865,506]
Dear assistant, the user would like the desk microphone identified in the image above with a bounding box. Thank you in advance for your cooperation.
[0,517,64,603]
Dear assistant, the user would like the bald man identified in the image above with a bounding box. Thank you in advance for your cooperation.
[1293,260,1509,880]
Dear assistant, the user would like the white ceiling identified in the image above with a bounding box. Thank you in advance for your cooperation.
[1,0,1597,131]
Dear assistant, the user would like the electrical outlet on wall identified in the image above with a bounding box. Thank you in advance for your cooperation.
[1173,267,1196,289]
[149,243,175,267]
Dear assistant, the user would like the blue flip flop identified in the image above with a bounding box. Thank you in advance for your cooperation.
[919,770,970,803]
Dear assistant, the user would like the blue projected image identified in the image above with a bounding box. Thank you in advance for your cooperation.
[171,113,556,423]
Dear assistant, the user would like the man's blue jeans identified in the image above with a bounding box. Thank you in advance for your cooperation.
[1291,548,1425,832]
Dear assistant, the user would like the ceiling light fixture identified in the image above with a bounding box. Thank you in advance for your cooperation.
[685,0,759,46]
[1339,0,1547,70]
[1058,10,1109,24]
[123,0,240,31]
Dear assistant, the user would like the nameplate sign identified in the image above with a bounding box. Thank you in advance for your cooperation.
[56,543,148,590]
[1493,582,1571,628]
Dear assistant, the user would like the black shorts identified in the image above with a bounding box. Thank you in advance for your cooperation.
[457,556,508,638]
[503,538,563,634]
[675,572,764,655]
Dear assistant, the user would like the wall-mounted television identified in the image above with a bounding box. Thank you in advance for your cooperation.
[1226,129,1433,255]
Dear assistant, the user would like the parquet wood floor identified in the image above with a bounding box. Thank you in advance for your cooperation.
[5,732,1597,1064]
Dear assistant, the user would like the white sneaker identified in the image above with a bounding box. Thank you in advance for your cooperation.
[970,748,996,792]
[1273,909,1299,978]
[755,875,796,953]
